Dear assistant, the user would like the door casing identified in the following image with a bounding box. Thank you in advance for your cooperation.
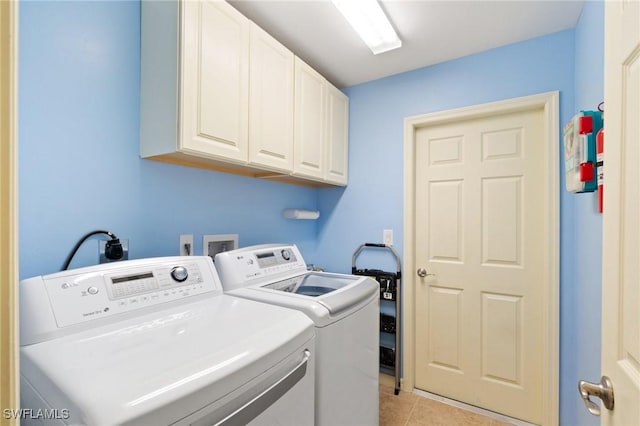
[403,91,559,426]
[0,0,19,422]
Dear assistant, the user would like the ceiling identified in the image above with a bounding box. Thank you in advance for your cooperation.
[229,0,585,88]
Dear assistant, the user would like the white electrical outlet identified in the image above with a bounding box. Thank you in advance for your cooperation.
[179,234,194,256]
[383,229,393,246]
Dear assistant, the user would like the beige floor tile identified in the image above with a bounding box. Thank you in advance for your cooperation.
[379,384,504,426]
[379,384,396,395]
[490,421,514,426]
[391,392,421,403]
[407,398,492,426]
[379,392,417,426]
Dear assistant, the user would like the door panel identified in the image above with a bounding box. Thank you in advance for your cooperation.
[600,1,640,424]
[481,293,522,385]
[482,177,522,266]
[429,286,463,371]
[429,180,463,262]
[415,108,544,423]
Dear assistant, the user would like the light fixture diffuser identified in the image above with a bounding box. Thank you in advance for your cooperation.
[332,0,402,55]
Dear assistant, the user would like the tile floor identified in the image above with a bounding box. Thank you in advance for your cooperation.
[379,384,514,426]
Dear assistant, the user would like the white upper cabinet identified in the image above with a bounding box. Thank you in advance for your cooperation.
[141,0,249,165]
[140,0,348,186]
[325,84,349,185]
[181,0,249,163]
[248,24,294,173]
[293,57,349,186]
[293,57,326,181]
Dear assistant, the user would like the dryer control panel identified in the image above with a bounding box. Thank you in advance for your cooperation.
[20,257,223,343]
[215,244,308,291]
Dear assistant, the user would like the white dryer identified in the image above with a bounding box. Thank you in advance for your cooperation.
[19,256,315,426]
[215,244,379,426]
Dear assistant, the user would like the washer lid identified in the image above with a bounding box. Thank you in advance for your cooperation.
[262,273,378,316]
[262,272,359,297]
[226,272,379,326]
[20,295,314,425]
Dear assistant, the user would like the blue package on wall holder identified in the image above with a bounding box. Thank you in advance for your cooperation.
[564,110,603,193]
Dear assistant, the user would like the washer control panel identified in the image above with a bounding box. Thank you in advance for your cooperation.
[41,257,219,328]
[215,244,308,291]
[256,248,297,269]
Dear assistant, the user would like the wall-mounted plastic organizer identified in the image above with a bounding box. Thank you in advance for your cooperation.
[564,110,603,193]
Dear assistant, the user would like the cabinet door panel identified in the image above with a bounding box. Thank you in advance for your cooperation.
[325,85,349,185]
[248,24,294,173]
[293,57,325,180]
[181,0,249,163]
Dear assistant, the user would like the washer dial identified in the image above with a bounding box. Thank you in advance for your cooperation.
[170,266,188,282]
[281,249,291,261]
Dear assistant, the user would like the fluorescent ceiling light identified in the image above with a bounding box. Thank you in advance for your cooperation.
[332,0,402,55]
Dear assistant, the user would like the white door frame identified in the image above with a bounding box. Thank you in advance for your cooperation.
[403,91,559,425]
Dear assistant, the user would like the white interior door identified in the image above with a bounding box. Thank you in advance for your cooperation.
[592,1,640,424]
[414,107,546,424]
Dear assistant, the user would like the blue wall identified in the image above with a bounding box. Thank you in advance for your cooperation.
[316,31,575,274]
[18,0,318,278]
[564,2,604,425]
[19,1,605,424]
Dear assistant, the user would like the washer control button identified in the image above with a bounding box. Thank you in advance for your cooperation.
[281,249,291,261]
[87,286,99,295]
[171,266,188,282]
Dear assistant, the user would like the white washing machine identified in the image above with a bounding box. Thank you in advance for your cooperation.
[215,244,379,426]
[19,256,315,426]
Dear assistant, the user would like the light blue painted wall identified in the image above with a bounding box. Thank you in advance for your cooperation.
[564,2,605,425]
[317,30,576,273]
[18,1,605,424]
[18,0,318,279]
[315,29,584,423]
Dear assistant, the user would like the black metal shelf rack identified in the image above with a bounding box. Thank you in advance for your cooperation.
[352,243,402,395]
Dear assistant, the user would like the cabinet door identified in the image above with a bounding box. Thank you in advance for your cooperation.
[248,24,294,173]
[325,84,349,185]
[181,0,249,164]
[293,57,325,181]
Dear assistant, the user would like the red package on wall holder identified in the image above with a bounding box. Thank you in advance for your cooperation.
[579,162,594,182]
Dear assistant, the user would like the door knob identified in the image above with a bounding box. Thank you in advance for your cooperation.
[579,376,614,416]
[416,268,434,278]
